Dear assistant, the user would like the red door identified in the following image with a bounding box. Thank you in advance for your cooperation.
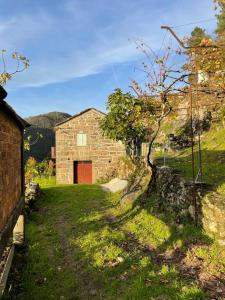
[74,161,92,184]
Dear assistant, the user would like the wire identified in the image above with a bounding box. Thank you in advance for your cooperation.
[171,18,216,29]
[157,31,168,57]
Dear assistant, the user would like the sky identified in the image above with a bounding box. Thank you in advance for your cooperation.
[0,0,217,117]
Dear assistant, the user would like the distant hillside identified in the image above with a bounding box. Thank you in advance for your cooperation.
[24,112,71,162]
[25,111,71,129]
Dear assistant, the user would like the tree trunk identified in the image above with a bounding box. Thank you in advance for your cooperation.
[147,163,157,195]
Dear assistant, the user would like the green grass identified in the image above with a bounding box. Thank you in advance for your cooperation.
[3,124,225,299]
[157,124,225,194]
[4,179,224,300]
[33,176,56,187]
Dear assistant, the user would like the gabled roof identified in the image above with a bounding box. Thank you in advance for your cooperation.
[0,85,30,129]
[55,108,106,127]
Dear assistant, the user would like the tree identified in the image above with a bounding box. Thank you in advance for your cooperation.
[100,88,155,162]
[0,50,31,150]
[131,42,190,194]
[46,160,55,177]
[215,0,225,35]
[188,34,225,96]
[24,132,43,151]
[188,27,208,48]
[25,157,38,183]
[0,49,29,85]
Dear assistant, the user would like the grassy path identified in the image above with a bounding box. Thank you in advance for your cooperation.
[3,181,225,299]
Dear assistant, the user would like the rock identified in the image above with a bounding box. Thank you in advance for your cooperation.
[157,167,195,209]
[188,205,195,219]
[218,239,225,246]
[101,178,128,193]
[178,224,184,230]
[202,193,225,247]
[117,256,124,263]
[25,181,42,207]
[155,166,203,223]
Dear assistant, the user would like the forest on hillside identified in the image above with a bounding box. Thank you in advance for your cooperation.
[24,111,71,161]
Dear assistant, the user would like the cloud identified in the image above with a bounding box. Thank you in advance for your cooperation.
[0,13,54,51]
[1,0,216,89]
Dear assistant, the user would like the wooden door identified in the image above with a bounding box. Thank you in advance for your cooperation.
[74,161,92,184]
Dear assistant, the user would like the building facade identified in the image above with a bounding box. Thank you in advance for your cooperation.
[0,85,29,259]
[55,108,126,184]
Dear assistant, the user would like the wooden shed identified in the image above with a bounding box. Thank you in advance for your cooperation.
[0,86,29,292]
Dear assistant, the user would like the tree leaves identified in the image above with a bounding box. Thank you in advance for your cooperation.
[0,49,30,86]
[100,88,155,156]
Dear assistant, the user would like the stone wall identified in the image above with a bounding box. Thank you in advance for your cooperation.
[202,193,225,247]
[0,110,22,232]
[156,166,225,246]
[55,109,126,184]
[156,166,196,220]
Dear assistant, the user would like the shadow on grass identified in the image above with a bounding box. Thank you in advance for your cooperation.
[102,191,223,298]
[3,183,223,299]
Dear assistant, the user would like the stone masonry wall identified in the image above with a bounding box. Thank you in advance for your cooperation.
[55,109,126,184]
[0,110,22,232]
[156,166,225,246]
[202,193,225,247]
[156,166,196,219]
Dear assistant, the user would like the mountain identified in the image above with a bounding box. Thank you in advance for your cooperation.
[24,112,71,162]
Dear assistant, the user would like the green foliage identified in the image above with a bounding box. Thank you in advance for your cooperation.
[100,88,154,156]
[25,157,38,183]
[24,132,43,152]
[37,160,55,178]
[24,112,71,161]
[214,0,225,35]
[187,27,208,47]
[25,158,55,183]
[46,160,55,177]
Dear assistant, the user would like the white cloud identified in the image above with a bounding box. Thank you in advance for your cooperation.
[0,11,54,51]
[2,0,216,89]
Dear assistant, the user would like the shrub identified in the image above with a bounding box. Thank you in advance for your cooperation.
[117,156,136,180]
[25,157,38,183]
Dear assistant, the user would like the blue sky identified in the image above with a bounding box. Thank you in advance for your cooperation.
[0,0,217,117]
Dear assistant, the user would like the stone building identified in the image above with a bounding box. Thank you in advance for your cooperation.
[0,85,29,280]
[55,108,126,184]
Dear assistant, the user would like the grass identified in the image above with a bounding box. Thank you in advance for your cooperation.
[157,123,225,194]
[3,179,225,300]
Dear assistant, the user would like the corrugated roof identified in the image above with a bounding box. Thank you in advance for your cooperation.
[55,108,106,127]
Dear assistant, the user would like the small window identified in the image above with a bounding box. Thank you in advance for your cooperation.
[77,133,87,146]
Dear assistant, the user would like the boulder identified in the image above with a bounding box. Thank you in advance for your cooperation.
[101,178,128,193]
[202,193,225,247]
[25,181,42,207]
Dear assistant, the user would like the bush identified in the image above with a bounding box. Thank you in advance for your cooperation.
[25,157,38,183]
[25,158,55,183]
